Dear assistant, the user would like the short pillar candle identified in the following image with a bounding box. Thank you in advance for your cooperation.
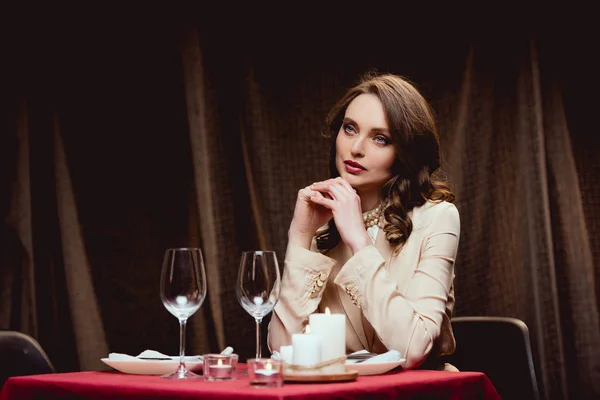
[291,325,321,369]
[279,345,293,365]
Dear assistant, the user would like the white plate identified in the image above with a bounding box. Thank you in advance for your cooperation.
[345,359,405,375]
[101,357,203,375]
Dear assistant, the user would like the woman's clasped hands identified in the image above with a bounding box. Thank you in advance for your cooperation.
[288,177,371,254]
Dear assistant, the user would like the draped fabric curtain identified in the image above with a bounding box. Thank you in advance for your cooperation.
[1,4,598,399]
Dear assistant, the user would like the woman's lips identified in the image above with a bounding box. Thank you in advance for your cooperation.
[344,160,366,174]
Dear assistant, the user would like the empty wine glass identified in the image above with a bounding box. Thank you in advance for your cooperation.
[160,247,207,379]
[236,251,281,358]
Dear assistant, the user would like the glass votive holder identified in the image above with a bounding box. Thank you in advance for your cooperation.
[203,353,238,381]
[247,358,283,388]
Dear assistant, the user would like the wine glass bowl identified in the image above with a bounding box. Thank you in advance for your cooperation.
[236,251,281,358]
[161,290,202,320]
[160,247,207,379]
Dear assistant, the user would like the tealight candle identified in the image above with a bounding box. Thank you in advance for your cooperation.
[309,307,346,373]
[256,366,278,376]
[291,324,321,368]
[211,359,232,377]
[248,358,283,388]
[203,353,238,381]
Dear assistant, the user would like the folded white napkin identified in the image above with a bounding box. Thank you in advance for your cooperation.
[272,348,403,365]
[346,349,403,364]
[107,350,199,361]
[107,347,234,361]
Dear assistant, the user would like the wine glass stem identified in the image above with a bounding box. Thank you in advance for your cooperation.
[255,317,263,358]
[179,318,188,367]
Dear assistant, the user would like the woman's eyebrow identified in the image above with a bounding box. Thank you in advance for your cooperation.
[371,127,390,134]
[342,117,357,126]
[343,117,389,134]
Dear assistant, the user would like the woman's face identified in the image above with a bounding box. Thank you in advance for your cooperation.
[335,93,396,195]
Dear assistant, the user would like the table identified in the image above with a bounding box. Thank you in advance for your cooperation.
[1,369,501,399]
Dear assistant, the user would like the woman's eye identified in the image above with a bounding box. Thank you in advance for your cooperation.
[343,124,356,134]
[374,135,390,145]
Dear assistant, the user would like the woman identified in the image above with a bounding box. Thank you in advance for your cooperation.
[268,72,460,370]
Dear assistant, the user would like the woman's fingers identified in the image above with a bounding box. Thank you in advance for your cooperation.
[298,187,311,201]
[307,188,333,202]
[299,186,324,201]
[334,177,356,194]
[310,194,334,209]
[298,186,335,211]
[322,182,346,200]
[311,178,355,199]
[310,190,326,199]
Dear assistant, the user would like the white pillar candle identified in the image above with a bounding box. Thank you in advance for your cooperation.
[279,345,293,365]
[308,307,346,373]
[291,325,321,368]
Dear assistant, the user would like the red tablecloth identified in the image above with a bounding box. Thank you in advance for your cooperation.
[1,369,501,400]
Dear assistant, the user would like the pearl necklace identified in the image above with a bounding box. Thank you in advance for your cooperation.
[363,204,383,229]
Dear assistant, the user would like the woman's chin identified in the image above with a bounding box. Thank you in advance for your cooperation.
[338,171,359,185]
[342,178,371,193]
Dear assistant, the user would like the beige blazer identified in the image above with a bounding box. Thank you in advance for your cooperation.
[268,200,460,370]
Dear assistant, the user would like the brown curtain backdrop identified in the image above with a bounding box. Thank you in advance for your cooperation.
[1,4,598,399]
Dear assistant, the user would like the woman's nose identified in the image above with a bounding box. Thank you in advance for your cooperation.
[351,137,365,157]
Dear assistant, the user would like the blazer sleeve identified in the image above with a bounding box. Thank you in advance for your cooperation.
[267,242,337,353]
[333,202,460,369]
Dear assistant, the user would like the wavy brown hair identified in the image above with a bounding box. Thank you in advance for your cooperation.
[316,72,454,253]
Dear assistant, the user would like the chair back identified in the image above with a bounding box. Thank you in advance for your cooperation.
[0,330,55,388]
[445,316,540,400]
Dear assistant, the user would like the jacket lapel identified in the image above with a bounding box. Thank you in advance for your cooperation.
[329,243,370,350]
[363,225,396,349]
[331,226,396,351]
[374,224,393,264]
